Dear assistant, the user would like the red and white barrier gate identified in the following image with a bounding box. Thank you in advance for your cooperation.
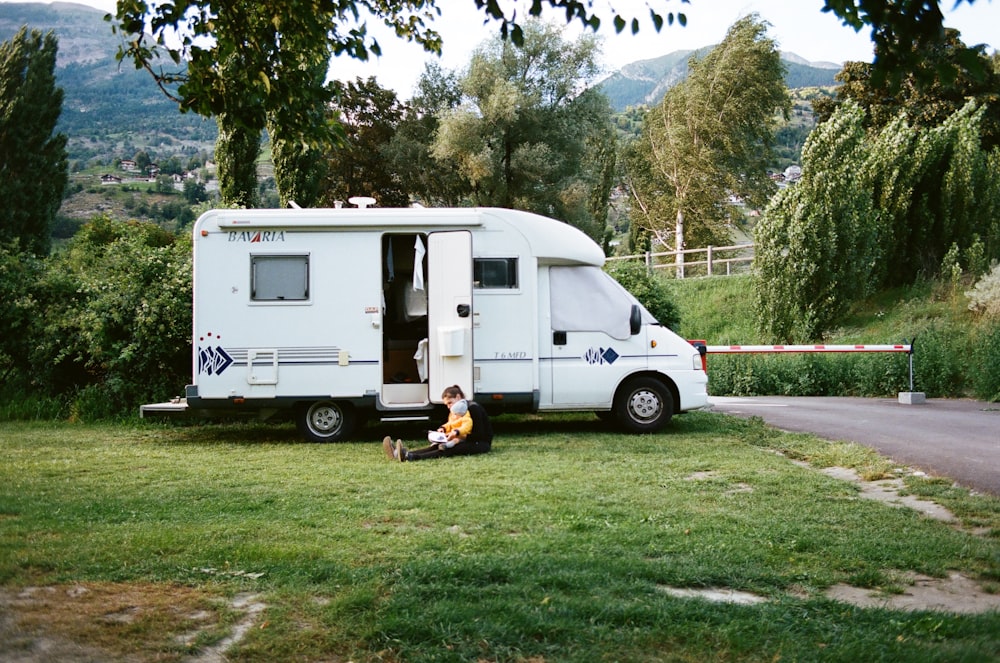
[705,343,911,355]
[687,341,916,391]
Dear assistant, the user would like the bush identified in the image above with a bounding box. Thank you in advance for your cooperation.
[966,261,1000,318]
[706,353,910,398]
[971,323,1000,402]
[29,216,192,416]
[912,322,970,397]
[605,260,681,330]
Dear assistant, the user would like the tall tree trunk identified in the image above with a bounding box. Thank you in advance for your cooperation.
[675,207,685,279]
[270,119,327,209]
[216,114,261,208]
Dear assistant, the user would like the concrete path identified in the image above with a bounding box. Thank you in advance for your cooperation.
[708,396,1000,496]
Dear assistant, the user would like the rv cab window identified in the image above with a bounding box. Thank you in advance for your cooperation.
[474,258,518,289]
[251,254,310,301]
[550,265,655,340]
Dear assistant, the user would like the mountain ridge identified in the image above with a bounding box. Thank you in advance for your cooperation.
[598,48,841,111]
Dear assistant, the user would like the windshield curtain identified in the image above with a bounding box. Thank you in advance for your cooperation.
[550,265,656,340]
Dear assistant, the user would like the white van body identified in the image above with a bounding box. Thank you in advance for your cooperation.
[170,206,707,441]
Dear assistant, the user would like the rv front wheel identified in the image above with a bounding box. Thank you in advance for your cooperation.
[296,400,355,442]
[614,377,673,433]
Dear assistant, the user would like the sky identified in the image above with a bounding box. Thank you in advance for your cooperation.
[5,0,999,97]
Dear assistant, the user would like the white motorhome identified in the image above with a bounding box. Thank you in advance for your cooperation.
[145,206,708,441]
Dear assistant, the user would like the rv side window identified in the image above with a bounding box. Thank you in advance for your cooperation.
[251,254,309,301]
[474,258,518,289]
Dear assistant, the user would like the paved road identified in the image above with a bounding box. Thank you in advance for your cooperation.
[708,396,1000,496]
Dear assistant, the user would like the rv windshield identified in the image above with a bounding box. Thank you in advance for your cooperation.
[550,266,656,340]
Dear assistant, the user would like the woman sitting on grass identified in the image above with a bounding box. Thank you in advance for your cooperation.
[383,384,493,462]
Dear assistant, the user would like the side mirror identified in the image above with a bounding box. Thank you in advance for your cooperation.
[629,304,642,335]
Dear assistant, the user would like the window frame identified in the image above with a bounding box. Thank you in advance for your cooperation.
[250,253,311,303]
[473,257,519,290]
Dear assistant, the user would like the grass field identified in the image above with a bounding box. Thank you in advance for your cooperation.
[2,412,999,662]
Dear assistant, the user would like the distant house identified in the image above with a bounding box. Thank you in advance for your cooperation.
[120,159,137,172]
[101,174,122,184]
[147,164,160,177]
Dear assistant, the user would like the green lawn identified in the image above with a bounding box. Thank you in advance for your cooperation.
[2,413,998,662]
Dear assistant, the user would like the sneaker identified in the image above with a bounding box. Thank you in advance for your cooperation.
[395,439,406,462]
[382,436,394,460]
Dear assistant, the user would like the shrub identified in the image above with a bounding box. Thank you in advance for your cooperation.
[911,322,970,397]
[966,261,1000,319]
[30,216,192,416]
[707,352,911,398]
[971,323,1000,402]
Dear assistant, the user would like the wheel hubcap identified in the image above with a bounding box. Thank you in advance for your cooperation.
[310,405,341,433]
[628,389,661,422]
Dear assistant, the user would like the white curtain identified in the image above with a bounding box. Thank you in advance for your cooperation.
[550,266,654,340]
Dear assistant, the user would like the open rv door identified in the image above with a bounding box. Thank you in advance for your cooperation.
[428,231,474,400]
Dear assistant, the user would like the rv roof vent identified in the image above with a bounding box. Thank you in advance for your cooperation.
[348,196,376,209]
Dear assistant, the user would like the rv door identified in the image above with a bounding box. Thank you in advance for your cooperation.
[428,231,474,401]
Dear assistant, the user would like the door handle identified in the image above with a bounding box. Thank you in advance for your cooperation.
[456,303,471,318]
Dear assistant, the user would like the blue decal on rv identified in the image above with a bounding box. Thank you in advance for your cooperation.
[584,347,620,365]
[199,345,234,375]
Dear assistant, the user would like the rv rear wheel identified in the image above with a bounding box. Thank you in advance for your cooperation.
[614,377,673,433]
[296,400,355,442]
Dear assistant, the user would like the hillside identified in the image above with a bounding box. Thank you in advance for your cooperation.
[0,2,217,166]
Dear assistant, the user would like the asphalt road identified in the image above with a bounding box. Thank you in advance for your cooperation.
[708,396,1000,496]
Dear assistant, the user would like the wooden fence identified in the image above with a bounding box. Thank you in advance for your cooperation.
[606,243,755,278]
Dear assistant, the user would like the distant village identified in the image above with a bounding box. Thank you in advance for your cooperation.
[100,158,215,188]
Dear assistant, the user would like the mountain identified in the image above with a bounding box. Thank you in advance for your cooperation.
[0,2,217,165]
[599,49,842,111]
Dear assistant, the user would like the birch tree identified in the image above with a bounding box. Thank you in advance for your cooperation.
[627,14,789,274]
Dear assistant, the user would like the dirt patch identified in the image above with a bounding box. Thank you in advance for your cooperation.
[0,582,263,663]
[657,572,1000,614]
[819,466,959,523]
[826,572,1000,614]
[656,586,767,605]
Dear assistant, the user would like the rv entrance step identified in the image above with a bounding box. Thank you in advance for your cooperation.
[379,414,432,423]
[140,399,190,418]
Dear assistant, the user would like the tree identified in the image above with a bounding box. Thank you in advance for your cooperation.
[110,0,982,207]
[267,26,339,209]
[430,20,616,241]
[182,178,209,205]
[0,243,44,387]
[822,0,989,87]
[0,27,67,255]
[814,29,1000,151]
[754,99,1000,341]
[753,102,877,342]
[386,63,466,207]
[626,15,789,275]
[112,0,444,206]
[868,101,1000,284]
[320,77,408,207]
